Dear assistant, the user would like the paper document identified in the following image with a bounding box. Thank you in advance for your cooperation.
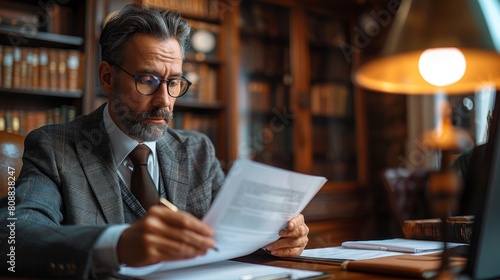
[120,159,327,277]
[342,238,466,253]
[137,260,325,280]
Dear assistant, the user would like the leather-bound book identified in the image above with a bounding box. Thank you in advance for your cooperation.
[402,216,474,244]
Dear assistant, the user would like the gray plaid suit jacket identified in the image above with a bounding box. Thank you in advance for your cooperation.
[0,104,225,279]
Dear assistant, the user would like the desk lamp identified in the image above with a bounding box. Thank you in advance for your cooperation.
[354,0,500,278]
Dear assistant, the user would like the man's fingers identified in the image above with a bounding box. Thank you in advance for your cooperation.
[280,218,309,238]
[118,207,217,266]
[145,207,217,250]
[265,236,308,257]
[146,232,210,259]
[286,214,305,230]
[269,234,308,249]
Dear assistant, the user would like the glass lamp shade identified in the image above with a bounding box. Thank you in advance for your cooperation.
[354,0,500,94]
[420,100,474,152]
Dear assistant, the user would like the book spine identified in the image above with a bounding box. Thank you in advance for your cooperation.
[0,106,77,136]
[39,48,49,89]
[31,48,40,89]
[0,45,2,88]
[48,48,58,90]
[12,47,22,88]
[2,46,14,88]
[66,50,80,90]
[57,49,68,90]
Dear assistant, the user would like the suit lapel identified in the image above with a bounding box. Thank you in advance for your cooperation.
[157,130,189,210]
[76,105,125,224]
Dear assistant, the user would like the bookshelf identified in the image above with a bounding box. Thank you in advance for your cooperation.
[229,0,372,246]
[307,14,358,183]
[237,1,293,170]
[0,0,235,168]
[0,0,87,135]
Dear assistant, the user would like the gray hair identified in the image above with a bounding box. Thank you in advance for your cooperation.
[99,3,191,65]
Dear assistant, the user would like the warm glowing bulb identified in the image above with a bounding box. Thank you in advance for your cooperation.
[418,48,466,87]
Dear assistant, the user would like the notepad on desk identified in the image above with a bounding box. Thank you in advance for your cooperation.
[298,239,468,279]
[298,246,406,263]
[341,238,466,253]
[298,238,468,264]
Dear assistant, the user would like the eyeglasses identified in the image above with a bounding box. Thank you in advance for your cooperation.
[110,62,191,97]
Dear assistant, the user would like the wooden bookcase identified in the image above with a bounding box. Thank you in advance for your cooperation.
[237,1,293,170]
[134,0,375,244]
[0,0,88,135]
[1,0,233,168]
[226,0,373,247]
[0,0,379,245]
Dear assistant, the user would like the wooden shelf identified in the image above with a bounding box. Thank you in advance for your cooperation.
[184,57,221,66]
[181,13,221,24]
[240,28,289,42]
[0,26,84,48]
[0,88,83,99]
[233,1,374,242]
[312,114,355,122]
[175,99,224,110]
[0,0,88,136]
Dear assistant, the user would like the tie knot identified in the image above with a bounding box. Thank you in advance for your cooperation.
[129,144,151,166]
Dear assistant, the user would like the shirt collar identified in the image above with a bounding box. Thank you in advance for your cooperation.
[103,103,157,167]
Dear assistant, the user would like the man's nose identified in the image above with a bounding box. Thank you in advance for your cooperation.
[151,82,174,109]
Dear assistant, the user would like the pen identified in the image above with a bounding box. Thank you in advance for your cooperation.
[346,244,388,251]
[159,197,179,212]
[159,197,219,252]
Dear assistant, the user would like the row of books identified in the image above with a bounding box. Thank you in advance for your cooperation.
[0,7,39,31]
[312,121,356,160]
[171,111,218,146]
[241,38,290,76]
[311,83,351,117]
[403,216,473,243]
[143,0,221,19]
[183,62,217,102]
[247,81,288,112]
[0,45,83,91]
[0,106,76,136]
[308,15,346,47]
[0,3,81,35]
[247,120,293,169]
[310,50,351,82]
[311,160,355,181]
[239,1,289,38]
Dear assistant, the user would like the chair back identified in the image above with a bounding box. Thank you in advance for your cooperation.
[0,131,25,197]
[382,168,432,235]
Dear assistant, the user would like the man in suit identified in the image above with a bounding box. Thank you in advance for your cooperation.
[0,4,309,279]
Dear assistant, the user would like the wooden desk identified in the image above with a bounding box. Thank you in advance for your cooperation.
[0,252,411,280]
[235,251,409,280]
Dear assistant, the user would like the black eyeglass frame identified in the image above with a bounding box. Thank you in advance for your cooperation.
[109,62,192,98]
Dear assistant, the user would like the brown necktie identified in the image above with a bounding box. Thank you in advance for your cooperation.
[129,144,159,210]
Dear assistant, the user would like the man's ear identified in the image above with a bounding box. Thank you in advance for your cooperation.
[99,61,114,95]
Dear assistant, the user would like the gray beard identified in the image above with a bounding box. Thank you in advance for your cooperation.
[110,88,173,142]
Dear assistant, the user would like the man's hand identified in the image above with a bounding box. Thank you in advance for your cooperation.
[264,214,309,257]
[117,205,217,267]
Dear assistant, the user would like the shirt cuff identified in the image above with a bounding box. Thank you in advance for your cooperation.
[92,224,130,273]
